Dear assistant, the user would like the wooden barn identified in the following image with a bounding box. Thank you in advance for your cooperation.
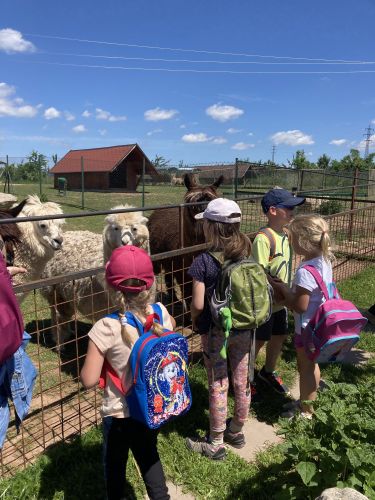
[50,144,158,191]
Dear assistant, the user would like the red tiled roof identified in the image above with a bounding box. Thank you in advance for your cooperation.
[194,163,255,179]
[50,144,157,175]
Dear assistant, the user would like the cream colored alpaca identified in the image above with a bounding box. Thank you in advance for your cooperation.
[41,205,149,348]
[170,173,184,186]
[13,195,65,303]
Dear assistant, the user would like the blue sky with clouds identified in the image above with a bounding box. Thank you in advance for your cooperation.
[1,0,375,165]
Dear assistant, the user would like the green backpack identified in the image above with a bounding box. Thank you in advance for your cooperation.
[209,252,273,359]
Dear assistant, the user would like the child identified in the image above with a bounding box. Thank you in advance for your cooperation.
[272,215,334,418]
[80,245,173,500]
[251,188,305,399]
[185,198,252,460]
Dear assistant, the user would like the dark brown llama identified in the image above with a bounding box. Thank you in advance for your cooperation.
[0,200,27,265]
[148,173,224,315]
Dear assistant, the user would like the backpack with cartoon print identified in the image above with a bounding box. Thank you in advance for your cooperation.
[100,304,192,429]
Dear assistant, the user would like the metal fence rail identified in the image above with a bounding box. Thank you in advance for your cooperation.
[0,198,374,476]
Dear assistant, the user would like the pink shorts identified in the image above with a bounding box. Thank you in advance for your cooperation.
[294,333,304,349]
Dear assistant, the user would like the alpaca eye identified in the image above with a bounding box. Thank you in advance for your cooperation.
[113,226,119,231]
[132,226,138,232]
[40,224,46,229]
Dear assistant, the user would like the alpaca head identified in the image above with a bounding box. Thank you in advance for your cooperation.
[19,195,65,251]
[104,205,149,253]
[183,173,224,219]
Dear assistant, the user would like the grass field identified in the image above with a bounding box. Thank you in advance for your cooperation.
[1,266,374,499]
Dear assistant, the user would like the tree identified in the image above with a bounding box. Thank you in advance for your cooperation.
[18,150,48,182]
[317,154,331,170]
[331,149,375,172]
[152,155,170,170]
[290,150,315,170]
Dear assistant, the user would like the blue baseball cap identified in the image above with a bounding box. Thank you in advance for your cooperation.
[261,188,305,214]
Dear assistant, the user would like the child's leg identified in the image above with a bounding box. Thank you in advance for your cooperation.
[104,417,130,500]
[201,330,229,443]
[128,419,169,500]
[296,347,320,414]
[228,331,252,429]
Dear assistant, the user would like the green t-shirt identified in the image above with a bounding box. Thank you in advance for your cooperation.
[251,228,291,313]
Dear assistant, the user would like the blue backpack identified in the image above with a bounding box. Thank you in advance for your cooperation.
[101,304,192,429]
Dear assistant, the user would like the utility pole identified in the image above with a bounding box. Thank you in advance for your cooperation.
[363,124,374,158]
[271,145,276,164]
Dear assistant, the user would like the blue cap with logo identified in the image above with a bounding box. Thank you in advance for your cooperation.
[261,188,305,214]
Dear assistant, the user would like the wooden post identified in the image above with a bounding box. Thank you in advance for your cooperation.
[348,167,359,241]
[142,158,146,207]
[81,156,85,209]
[234,158,239,199]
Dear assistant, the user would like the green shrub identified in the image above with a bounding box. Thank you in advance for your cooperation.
[319,200,343,215]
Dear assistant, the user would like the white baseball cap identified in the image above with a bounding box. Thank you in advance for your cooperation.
[194,198,242,224]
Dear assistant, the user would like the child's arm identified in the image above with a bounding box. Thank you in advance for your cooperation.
[272,281,311,314]
[80,339,105,389]
[191,278,205,327]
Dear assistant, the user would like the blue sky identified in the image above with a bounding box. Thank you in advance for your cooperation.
[1,0,375,166]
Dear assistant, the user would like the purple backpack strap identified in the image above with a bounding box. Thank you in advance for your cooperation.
[301,265,329,300]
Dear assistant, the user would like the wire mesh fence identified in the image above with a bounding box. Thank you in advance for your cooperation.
[0,193,374,476]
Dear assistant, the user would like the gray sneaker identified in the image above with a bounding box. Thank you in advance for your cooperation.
[185,436,226,460]
[223,419,245,449]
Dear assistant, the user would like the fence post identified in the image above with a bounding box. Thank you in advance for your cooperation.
[142,157,146,207]
[348,167,359,241]
[81,156,85,209]
[234,158,239,199]
[39,158,42,197]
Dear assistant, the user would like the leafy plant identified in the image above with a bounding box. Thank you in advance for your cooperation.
[278,381,375,499]
[319,199,343,215]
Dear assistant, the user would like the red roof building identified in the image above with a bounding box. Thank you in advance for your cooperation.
[50,144,158,191]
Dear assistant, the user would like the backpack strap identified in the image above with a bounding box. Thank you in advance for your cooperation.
[301,265,330,301]
[257,227,279,261]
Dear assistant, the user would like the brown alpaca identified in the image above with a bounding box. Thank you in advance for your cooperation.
[0,200,27,265]
[148,173,224,313]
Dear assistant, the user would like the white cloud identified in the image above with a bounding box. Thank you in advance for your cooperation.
[231,142,255,151]
[226,128,242,134]
[144,107,178,121]
[0,82,38,118]
[147,128,162,136]
[358,134,375,150]
[72,124,87,133]
[271,129,314,146]
[180,124,186,129]
[206,103,244,122]
[248,132,254,136]
[371,119,375,125]
[212,137,227,144]
[182,133,210,143]
[64,111,75,121]
[95,108,127,122]
[0,28,35,54]
[82,110,91,118]
[44,107,61,120]
[99,129,107,136]
[329,139,347,146]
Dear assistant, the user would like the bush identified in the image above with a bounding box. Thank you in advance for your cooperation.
[319,200,343,215]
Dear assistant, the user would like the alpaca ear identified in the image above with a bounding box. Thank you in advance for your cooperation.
[9,199,27,218]
[184,173,198,190]
[212,175,224,189]
[140,216,148,224]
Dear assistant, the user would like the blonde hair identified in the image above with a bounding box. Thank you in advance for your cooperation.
[203,219,251,261]
[286,214,334,262]
[116,281,164,347]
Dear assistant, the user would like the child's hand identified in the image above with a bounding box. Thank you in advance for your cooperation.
[8,266,27,277]
[268,278,288,304]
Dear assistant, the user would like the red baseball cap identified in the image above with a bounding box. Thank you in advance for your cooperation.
[105,245,154,293]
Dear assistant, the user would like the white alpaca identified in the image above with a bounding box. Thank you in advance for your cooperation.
[170,174,184,186]
[41,205,149,347]
[13,195,65,302]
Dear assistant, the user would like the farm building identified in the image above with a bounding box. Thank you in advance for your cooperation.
[193,162,259,184]
[50,144,158,191]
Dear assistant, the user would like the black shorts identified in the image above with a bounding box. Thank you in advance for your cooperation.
[255,308,288,341]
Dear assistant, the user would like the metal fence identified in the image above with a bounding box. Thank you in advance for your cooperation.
[0,195,374,476]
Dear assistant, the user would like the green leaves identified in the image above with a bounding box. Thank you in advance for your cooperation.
[296,462,316,486]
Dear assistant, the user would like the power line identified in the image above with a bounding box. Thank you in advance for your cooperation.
[25,33,369,64]
[43,51,375,66]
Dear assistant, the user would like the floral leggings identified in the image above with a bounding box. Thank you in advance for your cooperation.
[201,327,252,434]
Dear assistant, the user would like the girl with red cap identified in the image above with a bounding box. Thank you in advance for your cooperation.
[81,245,175,500]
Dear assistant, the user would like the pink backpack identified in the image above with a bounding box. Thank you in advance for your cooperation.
[0,253,24,364]
[301,265,367,363]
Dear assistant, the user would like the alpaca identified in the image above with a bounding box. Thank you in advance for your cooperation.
[0,200,27,263]
[13,195,65,302]
[148,173,224,314]
[41,205,149,348]
[170,173,184,186]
